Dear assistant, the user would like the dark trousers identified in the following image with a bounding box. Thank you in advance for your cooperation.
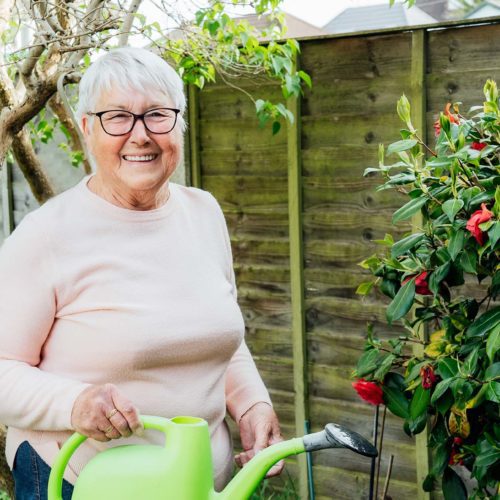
[12,441,74,500]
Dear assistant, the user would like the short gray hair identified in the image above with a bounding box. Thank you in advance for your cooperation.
[76,47,186,129]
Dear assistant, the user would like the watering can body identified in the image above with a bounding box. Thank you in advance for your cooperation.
[48,415,378,500]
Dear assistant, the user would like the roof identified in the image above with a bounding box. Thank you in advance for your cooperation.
[323,2,437,35]
[465,0,500,18]
[238,12,326,39]
[165,11,325,42]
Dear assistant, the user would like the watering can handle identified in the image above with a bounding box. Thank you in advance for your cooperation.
[47,415,170,500]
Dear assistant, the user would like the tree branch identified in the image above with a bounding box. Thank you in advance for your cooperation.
[11,128,56,203]
[118,0,143,47]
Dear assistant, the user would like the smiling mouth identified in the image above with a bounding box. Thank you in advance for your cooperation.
[122,154,158,162]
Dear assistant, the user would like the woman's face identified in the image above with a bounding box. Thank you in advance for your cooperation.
[81,87,182,198]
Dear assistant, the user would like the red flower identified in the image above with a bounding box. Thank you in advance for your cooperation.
[403,271,432,295]
[433,103,460,137]
[471,142,486,151]
[449,438,464,465]
[420,365,437,389]
[449,448,464,465]
[352,379,384,406]
[466,203,494,246]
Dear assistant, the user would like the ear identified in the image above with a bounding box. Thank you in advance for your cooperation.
[81,114,90,137]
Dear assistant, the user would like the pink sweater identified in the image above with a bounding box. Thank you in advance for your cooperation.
[0,175,271,489]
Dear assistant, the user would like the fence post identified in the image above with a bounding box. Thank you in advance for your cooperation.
[1,160,14,236]
[187,84,202,189]
[287,53,309,500]
[411,28,431,500]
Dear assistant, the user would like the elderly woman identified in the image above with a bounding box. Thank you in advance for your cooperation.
[0,47,283,499]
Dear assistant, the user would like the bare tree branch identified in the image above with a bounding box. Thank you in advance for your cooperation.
[20,45,45,87]
[48,95,92,176]
[11,128,56,202]
[118,0,143,47]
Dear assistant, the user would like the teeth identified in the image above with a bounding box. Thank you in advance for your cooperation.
[123,154,157,161]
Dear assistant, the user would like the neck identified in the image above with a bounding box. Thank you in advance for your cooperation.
[87,174,170,211]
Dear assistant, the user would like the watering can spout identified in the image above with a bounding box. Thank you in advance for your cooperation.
[217,423,377,500]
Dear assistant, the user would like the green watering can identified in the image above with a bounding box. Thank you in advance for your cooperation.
[48,415,377,500]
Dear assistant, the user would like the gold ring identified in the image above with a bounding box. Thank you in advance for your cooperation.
[104,425,114,434]
[106,408,119,419]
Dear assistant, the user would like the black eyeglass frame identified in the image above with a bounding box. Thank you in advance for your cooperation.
[87,107,181,136]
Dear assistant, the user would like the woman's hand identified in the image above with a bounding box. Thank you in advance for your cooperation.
[71,384,143,442]
[234,402,284,477]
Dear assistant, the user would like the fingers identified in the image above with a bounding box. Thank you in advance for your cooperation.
[71,383,142,441]
[110,387,144,436]
[252,423,272,454]
[265,460,285,478]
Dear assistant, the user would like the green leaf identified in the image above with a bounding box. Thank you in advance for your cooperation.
[373,354,396,381]
[386,278,415,324]
[485,381,500,403]
[466,306,500,337]
[272,121,281,135]
[463,346,479,376]
[442,199,464,222]
[410,384,431,419]
[356,281,374,295]
[484,362,500,381]
[355,349,379,378]
[396,94,412,128]
[442,467,467,500]
[429,262,450,294]
[387,139,417,155]
[431,442,449,476]
[392,197,428,224]
[391,232,425,258]
[431,378,454,404]
[383,373,410,418]
[488,221,500,248]
[297,70,312,88]
[474,441,500,468]
[382,386,410,418]
[438,358,459,380]
[447,229,465,261]
[460,249,477,274]
[486,323,500,363]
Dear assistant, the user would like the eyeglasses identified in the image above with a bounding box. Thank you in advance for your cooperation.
[87,107,180,136]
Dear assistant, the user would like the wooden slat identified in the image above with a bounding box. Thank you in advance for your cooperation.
[187,84,201,188]
[411,29,431,500]
[287,53,309,499]
[1,161,13,237]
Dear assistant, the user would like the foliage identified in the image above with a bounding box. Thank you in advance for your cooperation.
[356,81,500,499]
[0,490,9,500]
[249,473,299,499]
[0,0,310,203]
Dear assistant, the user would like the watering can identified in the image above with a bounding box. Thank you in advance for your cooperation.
[48,415,377,500]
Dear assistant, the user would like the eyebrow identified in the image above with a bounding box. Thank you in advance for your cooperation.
[106,104,166,109]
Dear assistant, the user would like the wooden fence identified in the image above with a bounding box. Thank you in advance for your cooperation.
[1,15,500,500]
[185,18,500,500]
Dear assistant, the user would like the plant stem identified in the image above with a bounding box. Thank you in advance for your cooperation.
[381,454,394,500]
[414,133,437,157]
[375,406,387,499]
[369,405,380,500]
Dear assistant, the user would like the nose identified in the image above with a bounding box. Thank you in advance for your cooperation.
[129,117,150,144]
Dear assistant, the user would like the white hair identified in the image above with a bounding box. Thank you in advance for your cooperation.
[76,47,186,130]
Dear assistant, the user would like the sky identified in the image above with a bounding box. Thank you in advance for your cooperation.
[139,0,394,31]
[277,0,393,27]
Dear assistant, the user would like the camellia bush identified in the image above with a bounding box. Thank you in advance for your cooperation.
[354,80,499,499]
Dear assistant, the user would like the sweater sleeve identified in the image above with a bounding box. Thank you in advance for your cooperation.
[0,213,89,430]
[210,196,272,422]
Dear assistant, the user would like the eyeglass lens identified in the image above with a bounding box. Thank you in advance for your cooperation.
[100,109,177,135]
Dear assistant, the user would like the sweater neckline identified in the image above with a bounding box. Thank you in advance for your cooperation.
[77,174,178,221]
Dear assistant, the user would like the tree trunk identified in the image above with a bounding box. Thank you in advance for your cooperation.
[0,425,14,498]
